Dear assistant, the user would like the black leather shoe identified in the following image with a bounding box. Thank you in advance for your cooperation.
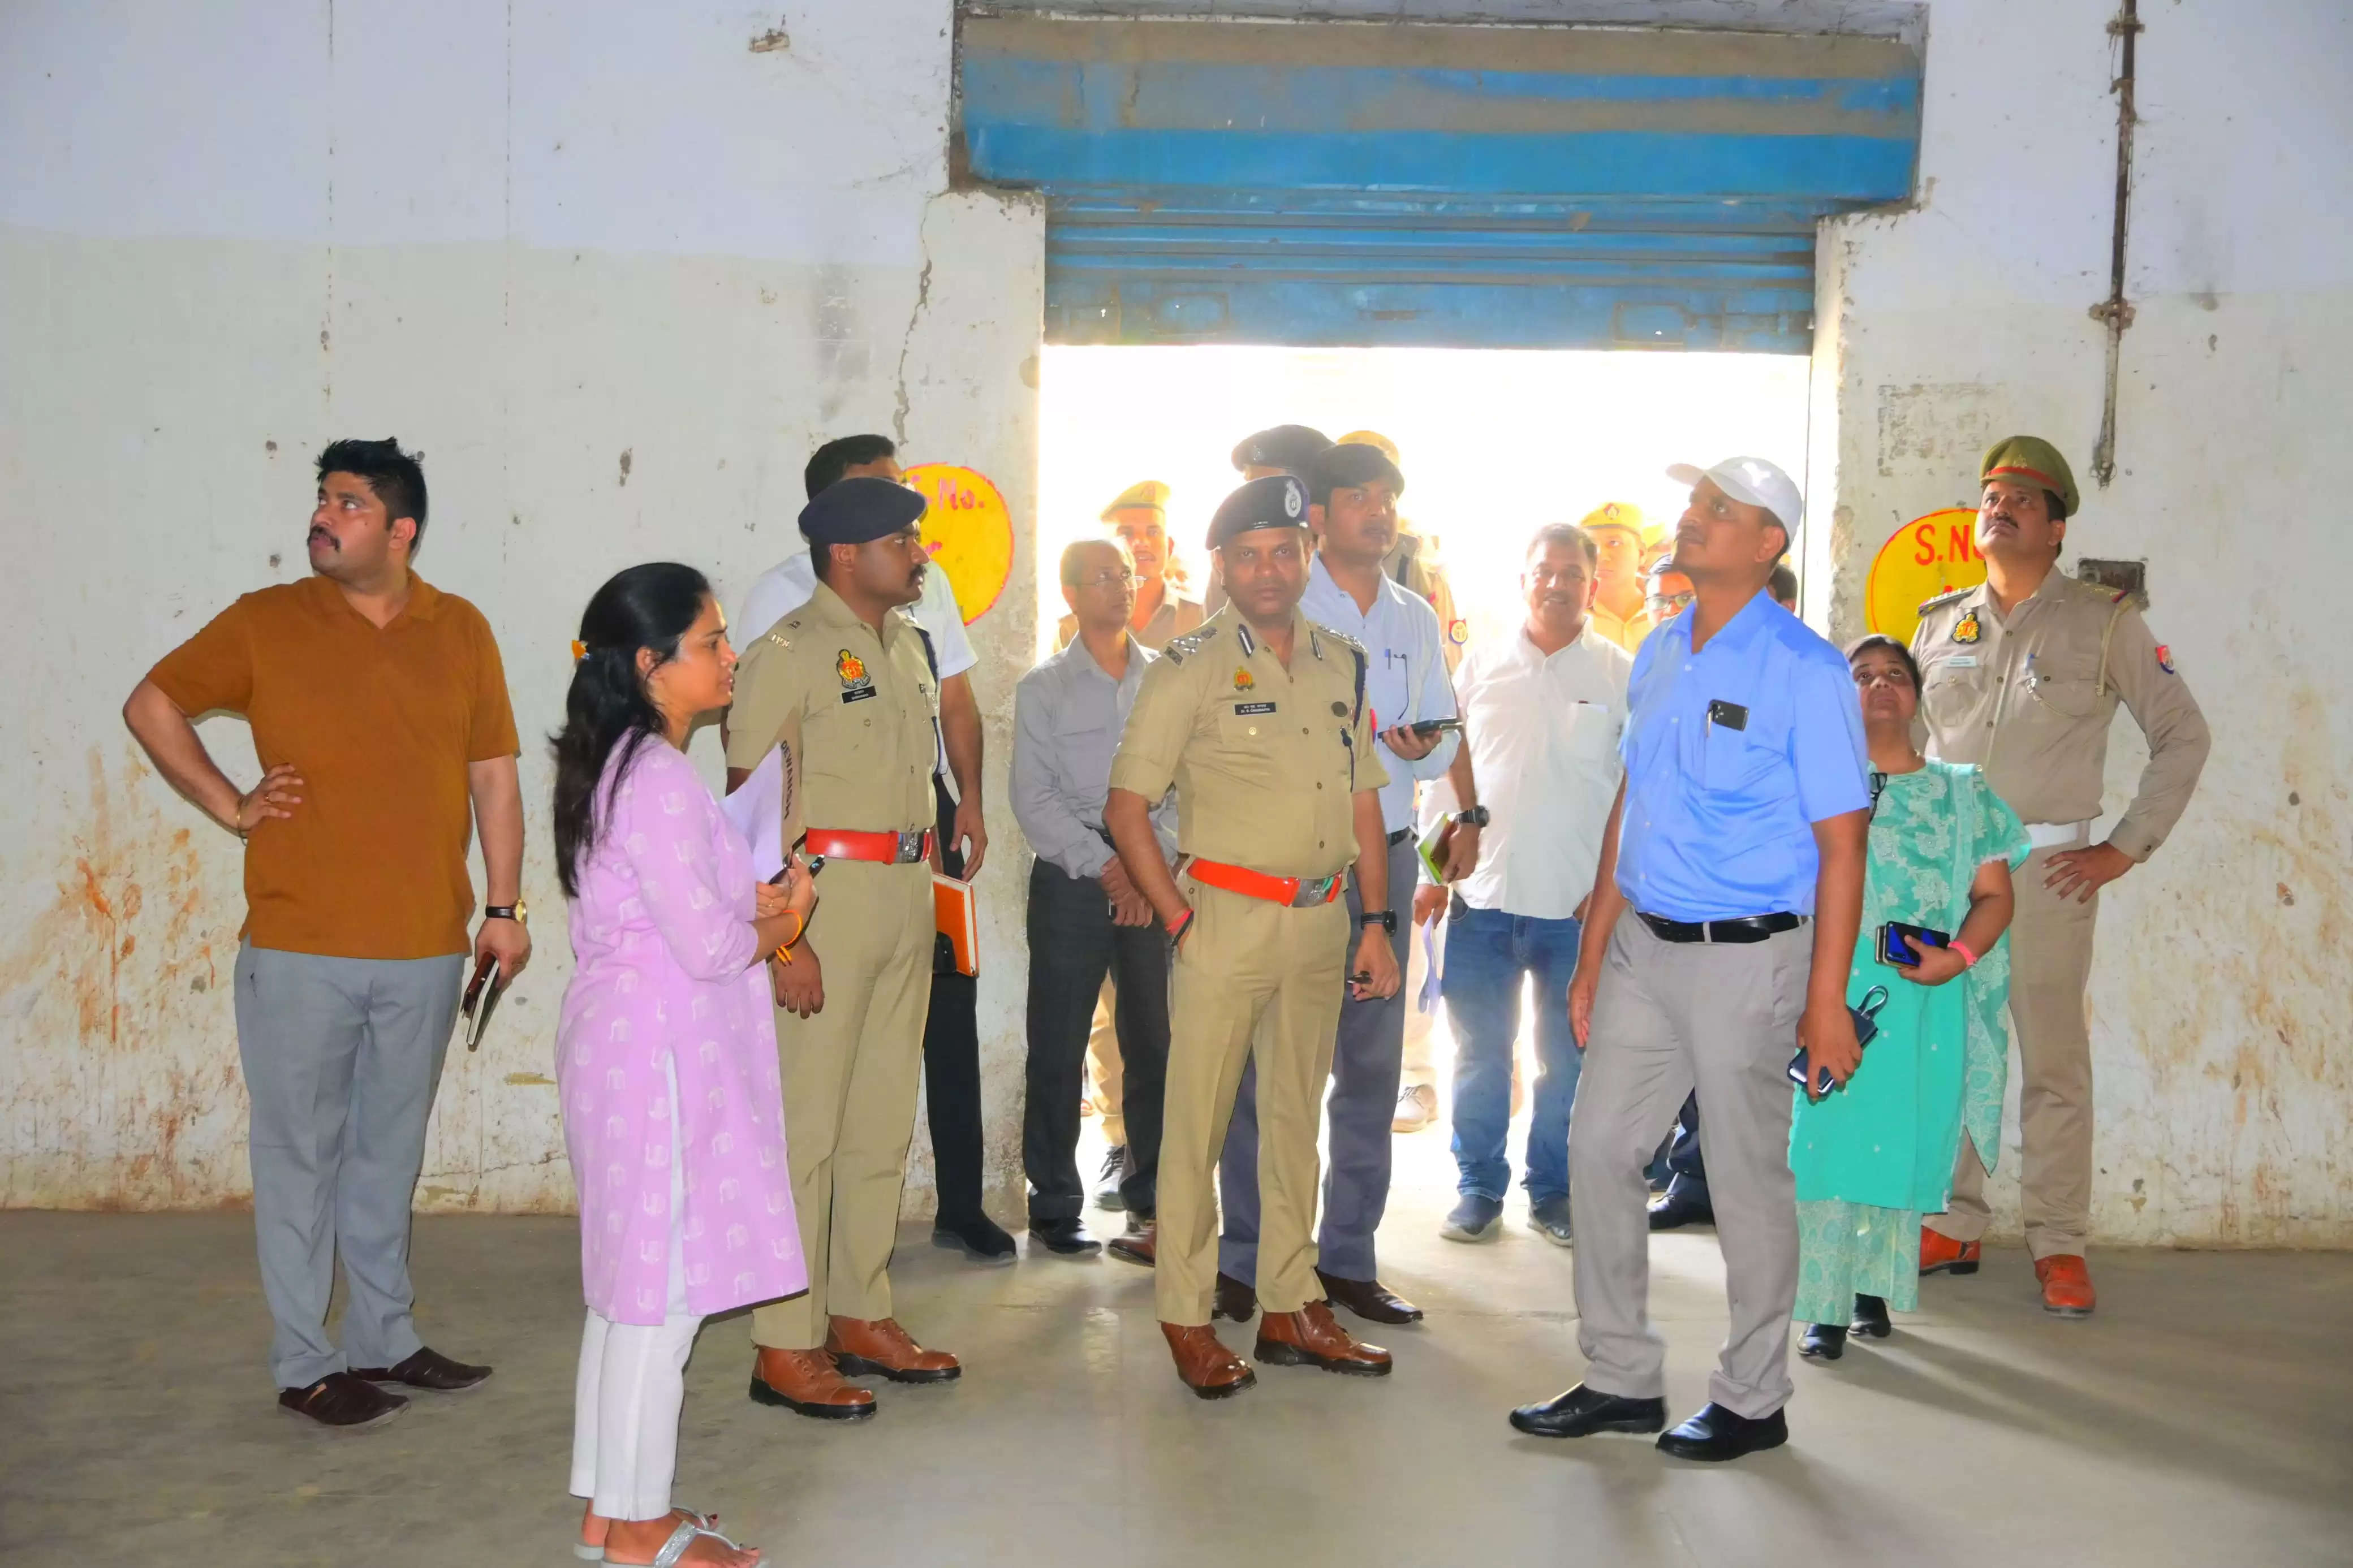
[1508,1384,1668,1439]
[1316,1269,1423,1325]
[1799,1322,1847,1360]
[349,1347,492,1391]
[932,1211,1018,1265]
[1028,1216,1102,1256]
[1212,1272,1256,1323]
[279,1371,407,1428]
[1850,1293,1891,1338]
[1656,1402,1789,1461]
[1647,1190,1714,1230]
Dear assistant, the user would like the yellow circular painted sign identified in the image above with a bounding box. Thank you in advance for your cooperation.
[1865,508,1987,645]
[900,463,1014,624]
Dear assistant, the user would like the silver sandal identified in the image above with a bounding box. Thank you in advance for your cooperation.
[652,1518,752,1568]
[573,1509,720,1562]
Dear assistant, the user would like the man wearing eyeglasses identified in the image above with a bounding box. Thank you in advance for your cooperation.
[1012,539,1176,1261]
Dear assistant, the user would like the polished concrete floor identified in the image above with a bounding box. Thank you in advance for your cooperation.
[7,1126,2351,1568]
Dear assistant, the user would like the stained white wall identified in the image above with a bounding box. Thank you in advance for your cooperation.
[7,0,2347,1247]
[0,0,1041,1215]
[1813,0,2352,1243]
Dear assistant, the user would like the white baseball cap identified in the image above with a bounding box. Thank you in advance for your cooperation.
[1666,456,1804,534]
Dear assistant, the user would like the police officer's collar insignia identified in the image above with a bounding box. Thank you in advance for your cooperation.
[2156,643,2177,674]
[1951,609,1981,645]
[1235,623,1256,656]
[835,649,873,689]
[1234,667,1255,692]
[1308,626,1325,660]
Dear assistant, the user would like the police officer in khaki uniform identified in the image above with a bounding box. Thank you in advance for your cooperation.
[724,477,960,1418]
[1580,502,1653,653]
[1911,438,2209,1318]
[1105,473,1402,1399]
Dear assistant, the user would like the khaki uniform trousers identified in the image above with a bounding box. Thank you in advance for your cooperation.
[1084,980,1125,1146]
[1929,843,2099,1259]
[1156,880,1349,1325]
[750,861,935,1350]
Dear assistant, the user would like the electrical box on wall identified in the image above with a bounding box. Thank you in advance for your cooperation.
[2075,558,2148,608]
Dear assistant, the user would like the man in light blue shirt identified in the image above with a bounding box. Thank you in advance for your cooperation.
[1510,456,1869,1464]
[1214,442,1457,1329]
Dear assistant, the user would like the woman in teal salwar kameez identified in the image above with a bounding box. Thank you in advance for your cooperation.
[1789,636,2027,1360]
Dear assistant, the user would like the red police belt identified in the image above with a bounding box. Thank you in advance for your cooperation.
[805,827,935,865]
[1185,857,1346,908]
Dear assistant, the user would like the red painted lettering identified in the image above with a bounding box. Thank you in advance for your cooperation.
[1912,521,1936,566]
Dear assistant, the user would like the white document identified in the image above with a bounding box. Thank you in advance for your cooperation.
[719,746,786,876]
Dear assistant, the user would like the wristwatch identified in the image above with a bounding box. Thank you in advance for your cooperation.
[1453,806,1491,828]
[1359,910,1397,932]
[484,899,529,926]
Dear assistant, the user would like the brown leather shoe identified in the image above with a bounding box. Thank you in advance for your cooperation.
[1161,1322,1255,1399]
[748,1346,877,1420]
[349,1346,492,1391]
[1107,1222,1156,1267]
[2035,1254,2097,1318]
[1316,1268,1424,1325]
[1919,1229,1982,1276]
[826,1316,962,1384]
[278,1371,407,1428]
[1255,1300,1393,1377]
[1212,1271,1256,1323]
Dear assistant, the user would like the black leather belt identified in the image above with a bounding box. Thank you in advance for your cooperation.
[1636,910,1804,944]
[1386,827,1413,846]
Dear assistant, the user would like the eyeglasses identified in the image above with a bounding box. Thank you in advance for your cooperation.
[1646,591,1695,614]
[1074,568,1135,589]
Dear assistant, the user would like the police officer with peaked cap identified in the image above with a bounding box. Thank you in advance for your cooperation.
[725,475,964,1418]
[1910,437,2209,1318]
[1104,473,1402,1399]
[1203,427,1338,617]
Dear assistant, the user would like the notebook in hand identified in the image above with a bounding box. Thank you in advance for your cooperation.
[933,873,978,977]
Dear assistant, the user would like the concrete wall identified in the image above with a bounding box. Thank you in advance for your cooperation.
[1812,0,2352,1244]
[7,0,2347,1246]
[0,0,1042,1215]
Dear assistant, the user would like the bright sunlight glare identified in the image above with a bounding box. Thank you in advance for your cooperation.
[1038,345,1810,652]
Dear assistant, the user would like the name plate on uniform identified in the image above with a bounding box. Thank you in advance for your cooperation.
[1234,701,1277,715]
[841,686,878,704]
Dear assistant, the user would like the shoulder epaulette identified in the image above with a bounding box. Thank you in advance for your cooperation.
[1321,626,1369,658]
[1162,625,1216,665]
[1916,586,1973,615]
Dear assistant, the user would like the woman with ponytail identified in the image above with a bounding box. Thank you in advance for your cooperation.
[553,563,815,1568]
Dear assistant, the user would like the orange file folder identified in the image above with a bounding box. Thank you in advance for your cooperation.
[934,873,979,977]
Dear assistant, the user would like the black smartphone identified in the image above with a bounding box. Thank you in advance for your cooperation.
[1877,920,1951,967]
[1407,718,1463,737]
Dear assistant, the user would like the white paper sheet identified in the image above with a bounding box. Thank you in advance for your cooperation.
[719,746,786,876]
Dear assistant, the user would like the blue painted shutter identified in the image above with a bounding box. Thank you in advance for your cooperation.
[959,19,1920,352]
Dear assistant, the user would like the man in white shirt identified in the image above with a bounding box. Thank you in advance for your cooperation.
[734,434,1015,1264]
[1434,522,1631,1246]
[1213,442,1458,1329]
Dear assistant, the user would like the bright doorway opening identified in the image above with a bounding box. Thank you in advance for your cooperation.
[1037,345,1811,654]
[1041,344,1811,1197]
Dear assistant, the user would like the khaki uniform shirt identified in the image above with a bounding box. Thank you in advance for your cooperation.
[1387,527,1463,675]
[1587,601,1646,654]
[1912,569,2209,861]
[1110,607,1388,881]
[1055,588,1205,653]
[723,580,940,847]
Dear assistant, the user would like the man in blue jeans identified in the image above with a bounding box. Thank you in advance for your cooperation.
[1432,523,1631,1245]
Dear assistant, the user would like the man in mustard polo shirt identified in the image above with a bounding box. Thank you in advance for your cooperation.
[124,438,527,1429]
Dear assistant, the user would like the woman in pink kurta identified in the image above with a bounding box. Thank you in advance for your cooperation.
[553,563,814,1568]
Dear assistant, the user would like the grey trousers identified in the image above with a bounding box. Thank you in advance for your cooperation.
[1219,835,1415,1285]
[234,942,465,1389]
[1568,917,1808,1419]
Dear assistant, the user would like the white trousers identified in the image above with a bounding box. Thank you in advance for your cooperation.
[570,1059,699,1522]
